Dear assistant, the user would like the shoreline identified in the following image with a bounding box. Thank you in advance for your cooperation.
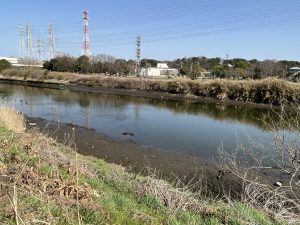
[0,76,287,110]
[26,115,278,197]
[0,107,288,224]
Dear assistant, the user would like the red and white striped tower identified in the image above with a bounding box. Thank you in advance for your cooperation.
[82,10,90,56]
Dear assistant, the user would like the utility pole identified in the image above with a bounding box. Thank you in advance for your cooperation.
[26,22,33,59]
[136,35,141,76]
[82,10,90,56]
[48,23,56,59]
[18,24,25,60]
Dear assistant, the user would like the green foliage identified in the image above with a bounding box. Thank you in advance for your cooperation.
[38,164,52,176]
[0,121,291,225]
[140,58,159,68]
[0,59,11,72]
[44,55,136,75]
[44,56,76,72]
[138,194,166,213]
[79,207,104,224]
[74,55,91,74]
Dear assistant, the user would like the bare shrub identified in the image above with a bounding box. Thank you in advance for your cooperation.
[217,107,300,224]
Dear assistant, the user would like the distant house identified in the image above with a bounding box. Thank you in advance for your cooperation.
[196,69,212,79]
[288,67,300,81]
[289,67,300,72]
[140,63,179,77]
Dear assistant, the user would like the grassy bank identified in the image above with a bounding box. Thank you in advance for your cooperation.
[0,107,287,224]
[2,68,300,106]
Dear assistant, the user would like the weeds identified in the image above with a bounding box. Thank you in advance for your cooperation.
[0,106,289,224]
[0,107,25,133]
[2,69,300,106]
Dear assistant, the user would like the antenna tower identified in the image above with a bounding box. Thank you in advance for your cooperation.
[48,24,56,59]
[82,10,90,56]
[136,35,141,76]
[18,24,25,60]
[26,23,33,59]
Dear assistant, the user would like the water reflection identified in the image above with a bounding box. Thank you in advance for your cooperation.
[0,83,295,157]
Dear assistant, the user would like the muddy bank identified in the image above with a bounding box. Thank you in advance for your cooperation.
[26,116,273,197]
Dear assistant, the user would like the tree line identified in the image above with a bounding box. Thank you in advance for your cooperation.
[40,54,300,80]
[0,59,11,72]
[43,55,136,75]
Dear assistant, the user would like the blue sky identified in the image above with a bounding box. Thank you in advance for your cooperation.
[1,0,300,61]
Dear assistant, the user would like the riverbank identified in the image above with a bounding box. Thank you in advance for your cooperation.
[0,107,288,224]
[1,69,300,107]
[26,116,245,197]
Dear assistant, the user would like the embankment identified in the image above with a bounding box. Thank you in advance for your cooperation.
[0,107,290,224]
[1,68,300,107]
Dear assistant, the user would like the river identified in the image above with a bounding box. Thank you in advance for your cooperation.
[0,83,288,160]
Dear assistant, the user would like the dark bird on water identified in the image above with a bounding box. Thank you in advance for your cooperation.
[122,131,134,136]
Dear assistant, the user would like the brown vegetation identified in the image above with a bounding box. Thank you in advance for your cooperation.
[1,68,300,106]
[217,108,300,224]
[0,107,288,224]
[0,107,25,133]
[66,72,300,106]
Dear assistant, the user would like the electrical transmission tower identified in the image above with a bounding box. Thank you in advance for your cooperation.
[36,37,44,61]
[82,10,90,56]
[136,35,141,76]
[19,24,25,60]
[26,23,33,59]
[48,23,56,59]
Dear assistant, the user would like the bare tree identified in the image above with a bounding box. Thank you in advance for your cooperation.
[257,60,284,78]
[91,54,116,64]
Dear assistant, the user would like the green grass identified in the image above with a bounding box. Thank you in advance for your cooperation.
[0,124,290,225]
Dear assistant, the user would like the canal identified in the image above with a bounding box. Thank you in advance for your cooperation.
[0,83,285,160]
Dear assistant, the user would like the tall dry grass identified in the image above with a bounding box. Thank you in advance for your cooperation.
[0,107,25,133]
[1,69,300,106]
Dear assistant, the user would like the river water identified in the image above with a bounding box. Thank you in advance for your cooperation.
[0,83,286,159]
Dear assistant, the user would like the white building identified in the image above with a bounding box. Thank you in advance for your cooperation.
[140,63,179,77]
[289,67,300,72]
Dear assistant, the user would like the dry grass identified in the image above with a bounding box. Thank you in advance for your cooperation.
[0,107,25,133]
[0,108,285,224]
[2,68,300,106]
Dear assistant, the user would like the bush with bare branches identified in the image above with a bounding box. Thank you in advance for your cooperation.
[217,107,300,224]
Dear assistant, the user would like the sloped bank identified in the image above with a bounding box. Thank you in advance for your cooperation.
[0,107,288,224]
[1,69,300,107]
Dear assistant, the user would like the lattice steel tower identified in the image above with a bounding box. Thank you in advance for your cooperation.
[136,35,141,76]
[18,24,25,60]
[48,23,56,59]
[82,10,90,56]
[26,23,33,59]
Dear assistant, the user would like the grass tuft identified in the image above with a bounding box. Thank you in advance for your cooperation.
[0,107,25,133]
